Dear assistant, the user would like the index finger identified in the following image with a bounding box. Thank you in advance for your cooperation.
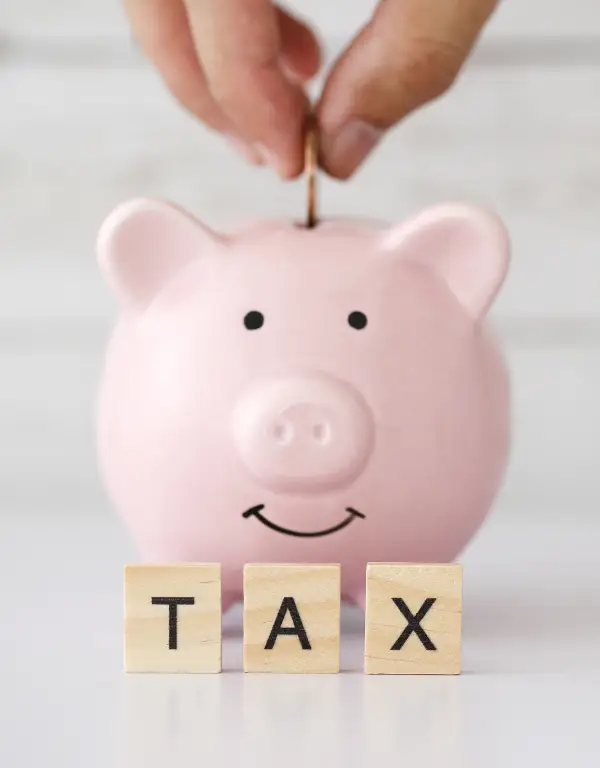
[184,0,309,178]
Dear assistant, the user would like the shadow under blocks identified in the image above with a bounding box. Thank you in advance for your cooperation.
[124,563,462,674]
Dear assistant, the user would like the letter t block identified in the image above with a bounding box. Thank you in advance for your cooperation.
[124,564,221,673]
[364,563,462,675]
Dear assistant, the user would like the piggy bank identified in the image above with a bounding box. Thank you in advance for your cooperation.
[96,198,510,609]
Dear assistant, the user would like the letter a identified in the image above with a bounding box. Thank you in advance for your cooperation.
[264,596,311,650]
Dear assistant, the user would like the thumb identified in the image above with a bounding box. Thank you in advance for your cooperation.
[317,0,498,179]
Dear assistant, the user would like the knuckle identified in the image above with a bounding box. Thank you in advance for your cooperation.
[213,80,246,117]
[355,38,465,127]
[209,66,255,115]
[213,68,302,133]
[402,38,463,103]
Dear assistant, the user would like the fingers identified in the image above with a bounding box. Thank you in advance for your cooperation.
[124,0,265,165]
[317,0,498,179]
[124,0,322,176]
[183,0,312,178]
[276,5,322,84]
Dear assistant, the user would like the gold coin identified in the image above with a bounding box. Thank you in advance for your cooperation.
[304,113,319,228]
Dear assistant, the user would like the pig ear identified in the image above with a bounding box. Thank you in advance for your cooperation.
[97,198,223,310]
[381,203,510,319]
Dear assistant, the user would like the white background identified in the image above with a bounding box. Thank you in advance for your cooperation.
[2,0,600,520]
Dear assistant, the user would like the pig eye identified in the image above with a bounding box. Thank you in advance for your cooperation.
[348,311,368,330]
[244,311,264,330]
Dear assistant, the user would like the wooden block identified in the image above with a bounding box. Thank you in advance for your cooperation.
[124,564,221,673]
[364,563,462,675]
[243,564,341,674]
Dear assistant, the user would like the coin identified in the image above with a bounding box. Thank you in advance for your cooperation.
[304,113,319,228]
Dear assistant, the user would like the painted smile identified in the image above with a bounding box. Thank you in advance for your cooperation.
[241,505,365,538]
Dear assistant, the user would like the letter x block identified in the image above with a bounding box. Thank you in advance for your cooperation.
[243,564,341,673]
[364,563,462,675]
[124,564,221,673]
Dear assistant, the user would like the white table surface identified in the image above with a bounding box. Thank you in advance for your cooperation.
[1,511,599,767]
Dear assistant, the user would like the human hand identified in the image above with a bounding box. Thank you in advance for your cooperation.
[124,0,498,180]
[317,0,498,178]
[124,0,320,179]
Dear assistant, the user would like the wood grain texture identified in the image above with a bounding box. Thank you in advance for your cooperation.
[2,0,598,41]
[124,564,221,673]
[2,65,600,322]
[243,564,341,673]
[2,0,126,39]
[365,563,462,675]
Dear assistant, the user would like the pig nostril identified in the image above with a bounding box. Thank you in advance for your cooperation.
[312,422,331,445]
[272,420,293,445]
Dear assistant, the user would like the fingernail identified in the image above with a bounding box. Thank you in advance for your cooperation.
[281,60,306,85]
[322,120,383,178]
[255,144,291,178]
[256,144,278,167]
[226,134,264,166]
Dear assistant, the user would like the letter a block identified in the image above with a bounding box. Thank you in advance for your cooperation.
[364,563,462,675]
[124,564,221,673]
[243,564,341,673]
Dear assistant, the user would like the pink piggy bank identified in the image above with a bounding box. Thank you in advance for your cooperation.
[96,199,510,609]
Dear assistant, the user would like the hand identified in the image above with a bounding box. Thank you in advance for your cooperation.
[124,0,320,179]
[317,0,498,178]
[124,0,497,180]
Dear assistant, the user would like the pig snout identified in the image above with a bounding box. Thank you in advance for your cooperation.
[232,374,374,493]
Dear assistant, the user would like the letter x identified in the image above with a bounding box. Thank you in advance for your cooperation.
[390,597,437,651]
